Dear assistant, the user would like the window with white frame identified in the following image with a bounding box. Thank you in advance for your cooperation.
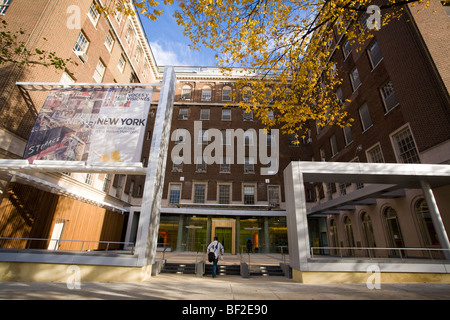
[125,25,134,46]
[73,31,89,54]
[104,32,115,52]
[242,87,251,102]
[222,108,231,121]
[60,71,75,86]
[169,184,181,204]
[222,86,232,101]
[244,157,255,173]
[243,186,255,204]
[368,41,383,68]
[343,126,353,146]
[220,156,231,173]
[392,126,421,164]
[178,108,188,120]
[350,67,362,91]
[380,80,399,112]
[193,184,206,203]
[93,59,105,83]
[366,144,384,163]
[118,54,126,73]
[199,130,208,145]
[88,2,100,26]
[0,0,12,15]
[202,86,212,101]
[200,109,210,120]
[218,185,230,204]
[330,134,338,156]
[134,45,142,63]
[358,103,373,131]
[196,156,207,172]
[343,40,352,59]
[221,130,230,145]
[85,173,94,185]
[181,85,192,100]
[268,186,280,207]
[243,110,253,121]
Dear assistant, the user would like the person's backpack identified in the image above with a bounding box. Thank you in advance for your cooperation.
[208,242,218,262]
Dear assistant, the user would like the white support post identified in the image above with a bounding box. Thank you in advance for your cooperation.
[135,67,176,266]
[283,162,311,271]
[420,180,450,260]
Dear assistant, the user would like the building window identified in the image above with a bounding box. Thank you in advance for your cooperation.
[384,207,405,253]
[330,135,338,156]
[268,186,280,208]
[200,109,210,120]
[202,86,212,101]
[350,67,362,91]
[172,161,183,172]
[366,144,384,163]
[178,108,188,120]
[343,126,353,146]
[102,174,111,192]
[196,156,207,172]
[118,54,126,73]
[220,156,231,173]
[105,32,115,52]
[194,184,206,203]
[242,87,252,102]
[415,199,439,246]
[181,85,192,100]
[88,2,100,26]
[243,186,255,204]
[134,45,142,63]
[125,25,134,46]
[368,41,383,68]
[218,185,230,204]
[73,31,89,57]
[319,146,326,161]
[343,40,352,59]
[358,103,373,132]
[85,173,94,185]
[0,0,12,15]
[244,157,255,173]
[93,59,105,83]
[222,108,231,121]
[243,110,253,121]
[169,184,181,204]
[199,130,208,145]
[392,126,421,163]
[222,86,232,101]
[380,80,399,112]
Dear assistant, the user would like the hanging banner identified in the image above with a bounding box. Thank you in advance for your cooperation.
[23,87,153,164]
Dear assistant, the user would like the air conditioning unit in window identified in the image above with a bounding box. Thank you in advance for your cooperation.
[177,114,188,120]
[74,51,88,63]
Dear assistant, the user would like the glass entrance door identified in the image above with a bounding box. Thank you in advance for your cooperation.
[215,227,232,253]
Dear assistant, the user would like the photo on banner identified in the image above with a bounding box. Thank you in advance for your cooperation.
[23,87,153,164]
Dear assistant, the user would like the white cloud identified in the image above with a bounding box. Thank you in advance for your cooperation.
[149,40,216,67]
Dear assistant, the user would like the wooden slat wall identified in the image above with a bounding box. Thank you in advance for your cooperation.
[0,183,125,251]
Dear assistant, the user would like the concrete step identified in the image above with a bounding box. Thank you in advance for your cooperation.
[205,264,241,276]
[249,265,285,276]
[161,263,196,274]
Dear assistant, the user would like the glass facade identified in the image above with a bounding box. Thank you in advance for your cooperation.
[158,214,287,254]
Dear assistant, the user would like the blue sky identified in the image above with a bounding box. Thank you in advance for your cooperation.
[138,3,217,67]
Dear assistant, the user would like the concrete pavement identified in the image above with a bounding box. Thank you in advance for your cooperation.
[0,273,449,300]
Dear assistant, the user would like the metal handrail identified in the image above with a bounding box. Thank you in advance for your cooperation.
[310,246,450,260]
[0,237,134,253]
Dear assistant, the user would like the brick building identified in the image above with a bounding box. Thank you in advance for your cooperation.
[305,0,450,258]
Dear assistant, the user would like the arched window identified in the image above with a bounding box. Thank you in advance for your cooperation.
[329,219,339,255]
[361,212,376,248]
[181,84,192,100]
[415,199,439,246]
[384,207,404,255]
[222,86,232,101]
[344,216,355,256]
[201,85,212,101]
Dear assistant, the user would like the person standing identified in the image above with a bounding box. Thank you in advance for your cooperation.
[207,237,224,278]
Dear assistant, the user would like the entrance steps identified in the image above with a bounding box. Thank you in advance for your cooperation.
[160,262,287,277]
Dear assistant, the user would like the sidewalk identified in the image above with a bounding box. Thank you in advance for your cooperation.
[0,274,449,300]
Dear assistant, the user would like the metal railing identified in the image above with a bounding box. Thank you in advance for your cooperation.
[0,237,134,253]
[310,246,450,260]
